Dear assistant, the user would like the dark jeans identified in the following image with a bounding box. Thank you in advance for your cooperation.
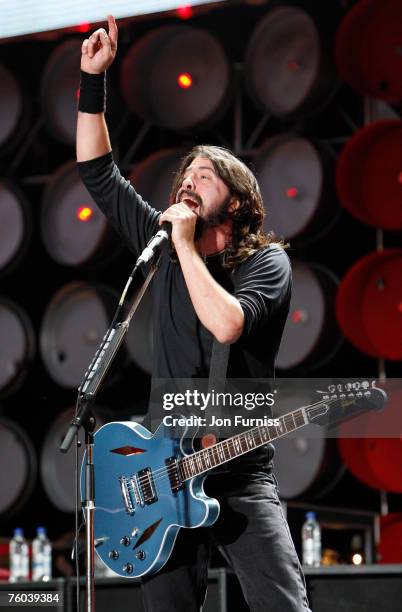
[141,465,311,612]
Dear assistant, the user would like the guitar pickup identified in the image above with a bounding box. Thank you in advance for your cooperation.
[137,467,158,505]
[165,457,185,493]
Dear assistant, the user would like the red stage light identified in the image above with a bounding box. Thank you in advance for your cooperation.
[76,206,93,222]
[177,72,193,89]
[286,187,299,199]
[287,60,300,72]
[176,5,193,20]
[291,309,304,324]
[76,22,90,33]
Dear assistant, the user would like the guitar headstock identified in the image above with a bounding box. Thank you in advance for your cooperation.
[306,382,387,425]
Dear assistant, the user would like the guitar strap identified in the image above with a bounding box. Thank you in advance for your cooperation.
[209,338,230,382]
[201,339,230,448]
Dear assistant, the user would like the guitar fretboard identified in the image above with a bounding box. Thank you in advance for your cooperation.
[179,407,307,480]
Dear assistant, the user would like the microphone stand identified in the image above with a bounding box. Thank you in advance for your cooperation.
[60,255,161,612]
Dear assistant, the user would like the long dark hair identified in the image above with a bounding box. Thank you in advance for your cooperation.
[170,145,285,269]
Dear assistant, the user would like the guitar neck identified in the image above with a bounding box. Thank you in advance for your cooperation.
[179,405,310,480]
[177,387,384,480]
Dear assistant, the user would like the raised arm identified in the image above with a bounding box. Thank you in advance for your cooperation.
[76,15,160,256]
[76,14,118,162]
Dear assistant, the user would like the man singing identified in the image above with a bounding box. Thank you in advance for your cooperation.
[76,15,311,612]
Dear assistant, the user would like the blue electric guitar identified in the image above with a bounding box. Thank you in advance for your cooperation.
[82,386,386,578]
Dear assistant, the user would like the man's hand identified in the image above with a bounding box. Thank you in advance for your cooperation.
[81,14,118,75]
[160,203,198,249]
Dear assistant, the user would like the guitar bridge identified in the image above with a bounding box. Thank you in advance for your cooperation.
[130,474,145,507]
[119,476,135,515]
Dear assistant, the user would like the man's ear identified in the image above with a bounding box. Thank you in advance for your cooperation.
[228,198,240,213]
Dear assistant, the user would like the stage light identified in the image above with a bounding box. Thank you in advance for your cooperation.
[287,60,300,72]
[177,72,193,89]
[0,64,28,154]
[40,282,127,388]
[0,182,32,277]
[336,120,402,230]
[245,5,337,117]
[336,0,402,103]
[176,5,193,20]
[41,40,120,144]
[268,387,344,500]
[0,298,35,397]
[253,134,339,245]
[277,261,342,370]
[41,162,122,266]
[273,433,344,500]
[339,387,402,494]
[379,514,402,563]
[40,39,82,145]
[76,205,94,222]
[336,249,402,360]
[286,187,299,199]
[0,417,37,518]
[76,22,90,33]
[291,309,307,324]
[121,25,232,130]
[40,408,104,512]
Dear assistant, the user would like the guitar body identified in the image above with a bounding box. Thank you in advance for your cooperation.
[81,420,220,578]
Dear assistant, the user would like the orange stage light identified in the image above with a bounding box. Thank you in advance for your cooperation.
[177,72,193,89]
[76,206,93,222]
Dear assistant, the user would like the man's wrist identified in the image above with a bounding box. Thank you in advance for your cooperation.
[78,70,106,113]
[81,68,104,76]
[174,240,199,259]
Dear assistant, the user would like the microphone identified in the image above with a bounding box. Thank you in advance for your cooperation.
[136,221,172,266]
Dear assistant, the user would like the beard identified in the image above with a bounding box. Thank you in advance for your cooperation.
[194,194,233,241]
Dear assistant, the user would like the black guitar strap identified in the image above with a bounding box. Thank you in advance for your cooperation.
[209,338,230,383]
[201,339,230,448]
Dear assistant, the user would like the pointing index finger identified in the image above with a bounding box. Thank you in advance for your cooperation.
[107,14,118,45]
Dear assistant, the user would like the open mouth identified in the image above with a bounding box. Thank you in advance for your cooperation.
[177,189,202,211]
[183,197,200,212]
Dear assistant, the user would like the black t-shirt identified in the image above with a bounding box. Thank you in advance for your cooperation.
[77,152,292,468]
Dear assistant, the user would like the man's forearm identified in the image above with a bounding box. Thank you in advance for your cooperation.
[76,112,111,162]
[175,242,244,344]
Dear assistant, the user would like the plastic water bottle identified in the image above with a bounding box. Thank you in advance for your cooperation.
[32,527,52,582]
[9,528,29,582]
[302,511,321,567]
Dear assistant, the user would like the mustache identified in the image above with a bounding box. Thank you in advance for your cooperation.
[176,189,203,207]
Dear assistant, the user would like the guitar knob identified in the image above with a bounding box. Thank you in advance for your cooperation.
[136,550,146,561]
[123,563,134,574]
[120,536,131,546]
[108,550,119,560]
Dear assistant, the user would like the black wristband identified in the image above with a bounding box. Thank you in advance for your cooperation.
[78,70,106,113]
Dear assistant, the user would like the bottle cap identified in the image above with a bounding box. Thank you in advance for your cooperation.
[13,528,23,536]
[37,526,46,534]
[306,511,316,520]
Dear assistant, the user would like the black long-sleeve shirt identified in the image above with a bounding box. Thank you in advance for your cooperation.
[77,152,292,380]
